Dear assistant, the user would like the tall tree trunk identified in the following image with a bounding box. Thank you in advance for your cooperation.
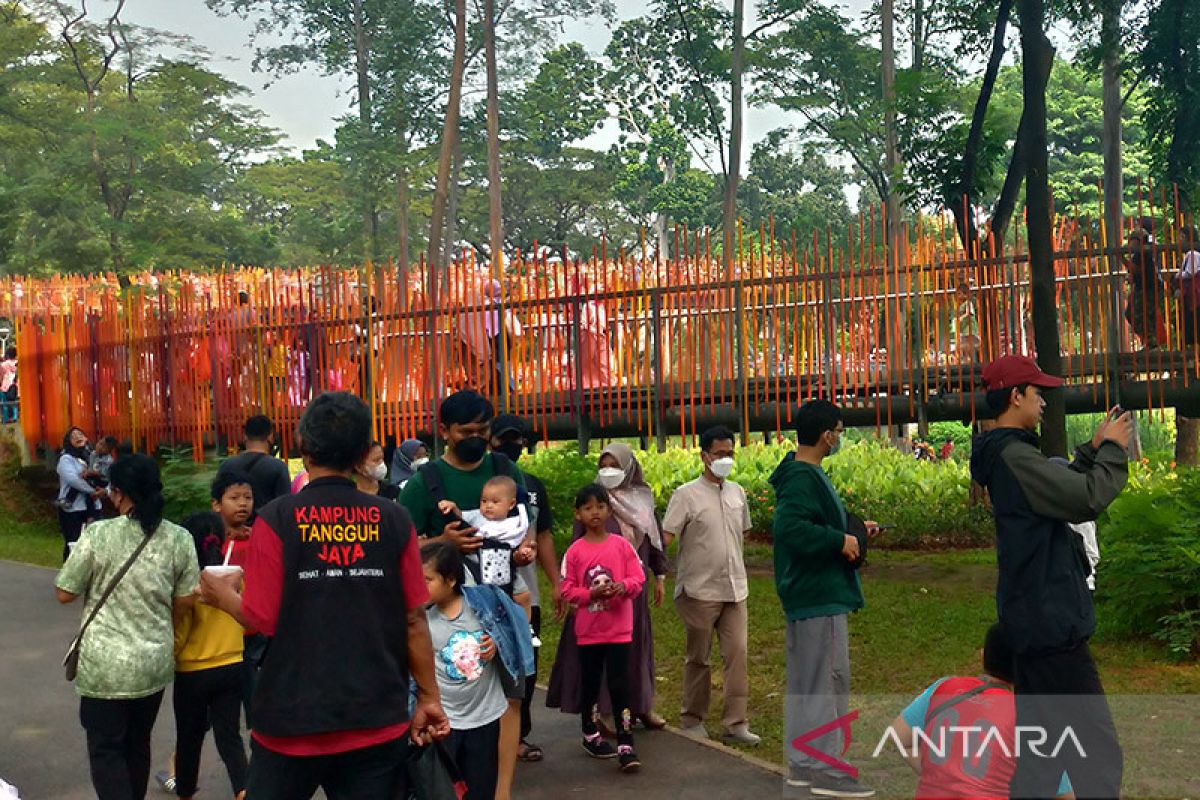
[1018,0,1066,455]
[656,156,676,263]
[954,0,1014,255]
[721,0,745,280]
[912,0,924,72]
[1153,0,1200,464]
[881,0,900,248]
[483,0,504,277]
[1101,0,1127,399]
[427,0,467,270]
[990,49,1053,243]
[443,133,464,269]
[352,0,377,261]
[397,127,411,280]
[882,0,906,371]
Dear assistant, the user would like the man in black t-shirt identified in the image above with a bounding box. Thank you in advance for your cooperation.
[218,415,291,511]
[490,414,560,763]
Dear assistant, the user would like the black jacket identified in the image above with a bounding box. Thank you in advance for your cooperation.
[252,476,414,738]
[970,428,1128,654]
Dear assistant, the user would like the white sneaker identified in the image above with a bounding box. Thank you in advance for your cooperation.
[722,724,761,745]
[678,723,709,740]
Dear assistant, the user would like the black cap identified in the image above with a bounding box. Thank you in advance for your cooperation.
[491,414,526,438]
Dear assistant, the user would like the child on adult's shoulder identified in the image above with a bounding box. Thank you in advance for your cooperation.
[560,483,644,773]
[422,541,525,800]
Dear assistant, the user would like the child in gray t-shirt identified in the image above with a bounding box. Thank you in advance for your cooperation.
[422,542,509,800]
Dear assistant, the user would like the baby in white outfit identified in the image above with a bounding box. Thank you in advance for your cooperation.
[439,475,539,644]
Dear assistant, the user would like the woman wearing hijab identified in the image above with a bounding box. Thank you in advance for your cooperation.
[390,438,429,488]
[547,442,669,731]
[57,427,104,562]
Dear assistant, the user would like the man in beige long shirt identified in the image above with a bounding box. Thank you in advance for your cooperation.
[662,425,760,745]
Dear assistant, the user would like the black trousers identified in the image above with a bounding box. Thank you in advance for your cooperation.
[579,642,634,747]
[246,736,409,800]
[1010,641,1123,800]
[79,691,164,800]
[520,606,542,740]
[242,633,270,728]
[444,718,500,800]
[59,508,91,562]
[173,663,248,797]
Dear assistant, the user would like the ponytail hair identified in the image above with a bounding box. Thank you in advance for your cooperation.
[108,454,165,537]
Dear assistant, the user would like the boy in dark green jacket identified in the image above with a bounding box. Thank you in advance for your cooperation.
[770,400,878,798]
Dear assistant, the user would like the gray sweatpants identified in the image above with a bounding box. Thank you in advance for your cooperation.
[784,614,850,778]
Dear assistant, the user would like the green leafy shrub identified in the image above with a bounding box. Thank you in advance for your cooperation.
[928,421,975,461]
[521,437,993,549]
[159,446,219,524]
[1096,468,1200,658]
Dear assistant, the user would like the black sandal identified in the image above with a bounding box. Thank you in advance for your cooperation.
[518,739,544,762]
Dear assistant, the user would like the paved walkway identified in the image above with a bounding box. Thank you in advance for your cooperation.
[0,560,785,799]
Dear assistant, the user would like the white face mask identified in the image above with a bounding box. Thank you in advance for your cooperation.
[410,457,429,470]
[368,462,388,482]
[597,467,625,489]
[709,457,735,479]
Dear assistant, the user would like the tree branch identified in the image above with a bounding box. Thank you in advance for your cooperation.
[668,0,727,177]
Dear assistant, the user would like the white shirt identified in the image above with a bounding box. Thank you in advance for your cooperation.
[1068,520,1100,591]
[1180,250,1200,279]
[461,506,530,549]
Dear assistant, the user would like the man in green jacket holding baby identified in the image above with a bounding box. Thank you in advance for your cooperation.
[770,399,878,799]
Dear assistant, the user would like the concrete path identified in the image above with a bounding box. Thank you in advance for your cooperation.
[0,560,785,799]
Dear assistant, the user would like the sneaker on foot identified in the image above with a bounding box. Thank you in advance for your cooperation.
[581,732,617,759]
[809,772,875,798]
[678,723,709,740]
[154,771,176,793]
[617,745,641,773]
[785,767,817,788]
[722,724,761,745]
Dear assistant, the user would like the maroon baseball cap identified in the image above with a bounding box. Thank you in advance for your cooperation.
[981,355,1064,391]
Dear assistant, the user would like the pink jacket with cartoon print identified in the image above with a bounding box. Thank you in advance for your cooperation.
[560,533,646,645]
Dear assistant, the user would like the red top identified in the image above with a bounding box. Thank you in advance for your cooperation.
[561,533,645,645]
[241,514,429,756]
[916,676,1016,800]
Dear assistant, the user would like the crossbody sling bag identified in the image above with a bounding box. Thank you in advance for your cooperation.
[63,527,156,681]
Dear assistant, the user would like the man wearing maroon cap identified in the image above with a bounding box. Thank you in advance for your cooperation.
[970,354,1132,800]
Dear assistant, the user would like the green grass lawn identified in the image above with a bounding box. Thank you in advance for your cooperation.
[0,517,63,568]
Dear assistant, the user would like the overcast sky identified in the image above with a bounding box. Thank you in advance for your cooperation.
[110,0,874,158]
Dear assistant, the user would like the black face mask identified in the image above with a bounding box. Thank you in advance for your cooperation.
[454,435,488,464]
[495,441,524,462]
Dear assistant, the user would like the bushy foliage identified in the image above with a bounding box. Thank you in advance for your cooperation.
[1096,467,1200,659]
[159,447,219,525]
[521,438,993,548]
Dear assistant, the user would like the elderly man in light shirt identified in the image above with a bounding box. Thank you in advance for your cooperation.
[662,425,760,745]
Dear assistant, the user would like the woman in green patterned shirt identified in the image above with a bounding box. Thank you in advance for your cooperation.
[56,454,200,800]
